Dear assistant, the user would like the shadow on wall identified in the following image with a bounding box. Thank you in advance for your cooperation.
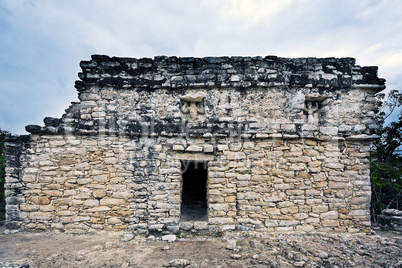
[0,129,8,221]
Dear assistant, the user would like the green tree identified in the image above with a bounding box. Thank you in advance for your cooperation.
[371,89,402,221]
[0,129,9,221]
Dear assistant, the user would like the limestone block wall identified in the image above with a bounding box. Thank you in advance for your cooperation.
[4,55,384,234]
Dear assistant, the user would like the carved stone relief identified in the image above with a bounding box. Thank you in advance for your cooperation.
[304,94,328,124]
[180,92,205,121]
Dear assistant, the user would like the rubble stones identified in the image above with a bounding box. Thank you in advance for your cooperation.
[121,233,134,242]
[162,235,177,243]
[0,263,29,268]
[225,239,237,250]
[1,225,401,267]
[378,209,402,232]
[383,209,402,216]
[165,259,190,267]
[230,254,242,259]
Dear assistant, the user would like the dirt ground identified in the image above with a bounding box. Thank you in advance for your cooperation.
[0,225,401,268]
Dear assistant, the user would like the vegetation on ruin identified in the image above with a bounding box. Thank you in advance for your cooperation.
[0,129,8,221]
[371,89,402,220]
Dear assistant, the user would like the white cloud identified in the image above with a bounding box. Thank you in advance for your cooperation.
[200,0,296,33]
[0,0,402,133]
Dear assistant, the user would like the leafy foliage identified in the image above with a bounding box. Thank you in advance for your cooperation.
[371,90,402,220]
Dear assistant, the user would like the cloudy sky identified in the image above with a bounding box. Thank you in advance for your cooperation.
[1,0,401,134]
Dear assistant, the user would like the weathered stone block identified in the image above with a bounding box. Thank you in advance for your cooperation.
[172,144,185,151]
[321,220,340,227]
[186,145,203,152]
[100,198,126,206]
[107,217,122,224]
[209,203,229,211]
[209,195,224,203]
[320,211,339,220]
[328,182,350,189]
[263,192,286,202]
[92,189,106,198]
[209,217,234,225]
[281,206,298,214]
[39,205,55,212]
[42,190,63,197]
[312,205,329,214]
[20,204,39,212]
[227,151,246,160]
[296,225,315,232]
[29,212,53,221]
[84,200,100,207]
[203,144,214,153]
[77,178,92,185]
[194,221,208,230]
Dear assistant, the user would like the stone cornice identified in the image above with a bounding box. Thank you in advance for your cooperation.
[75,55,385,91]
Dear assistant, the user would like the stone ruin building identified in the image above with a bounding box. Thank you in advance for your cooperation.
[4,55,385,235]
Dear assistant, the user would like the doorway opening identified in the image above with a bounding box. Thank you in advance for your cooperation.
[180,160,208,221]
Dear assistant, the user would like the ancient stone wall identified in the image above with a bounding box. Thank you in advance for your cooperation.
[4,55,385,234]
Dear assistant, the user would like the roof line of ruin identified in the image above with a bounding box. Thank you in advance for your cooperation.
[75,55,385,91]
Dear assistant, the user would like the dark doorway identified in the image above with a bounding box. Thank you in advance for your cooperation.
[181,160,208,221]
